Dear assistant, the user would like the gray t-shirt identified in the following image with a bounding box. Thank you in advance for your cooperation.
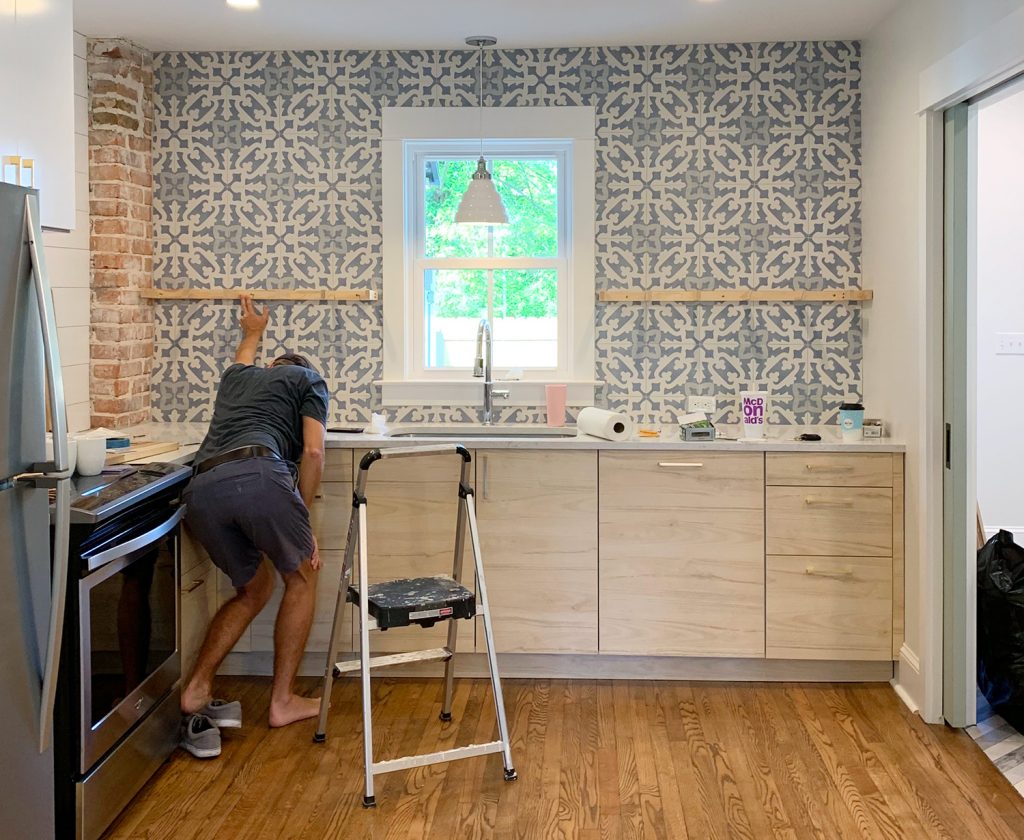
[195,363,329,466]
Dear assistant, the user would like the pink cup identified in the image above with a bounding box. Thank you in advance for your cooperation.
[545,384,567,427]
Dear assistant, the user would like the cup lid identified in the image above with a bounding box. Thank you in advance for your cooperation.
[840,402,864,411]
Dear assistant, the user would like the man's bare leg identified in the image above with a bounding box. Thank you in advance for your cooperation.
[268,559,320,727]
[181,560,275,715]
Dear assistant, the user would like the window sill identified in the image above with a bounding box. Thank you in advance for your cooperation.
[378,380,599,407]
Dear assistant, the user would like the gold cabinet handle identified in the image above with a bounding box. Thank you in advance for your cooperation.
[805,464,854,472]
[183,578,205,594]
[803,497,854,508]
[658,462,704,468]
[805,567,854,579]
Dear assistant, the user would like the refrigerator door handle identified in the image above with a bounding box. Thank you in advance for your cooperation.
[24,195,68,474]
[39,477,70,753]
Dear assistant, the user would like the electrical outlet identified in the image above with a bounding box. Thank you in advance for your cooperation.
[997,333,1024,355]
[687,395,716,414]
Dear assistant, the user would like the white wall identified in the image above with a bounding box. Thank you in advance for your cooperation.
[863,0,1024,718]
[42,31,90,433]
[976,80,1024,535]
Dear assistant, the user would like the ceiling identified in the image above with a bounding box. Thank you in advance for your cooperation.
[74,0,903,52]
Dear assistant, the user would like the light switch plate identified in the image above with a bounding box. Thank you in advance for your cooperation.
[997,333,1024,355]
[687,395,716,414]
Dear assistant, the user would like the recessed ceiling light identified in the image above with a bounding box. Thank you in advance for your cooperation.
[226,0,259,9]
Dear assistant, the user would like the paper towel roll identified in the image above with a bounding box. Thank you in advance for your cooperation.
[576,407,635,441]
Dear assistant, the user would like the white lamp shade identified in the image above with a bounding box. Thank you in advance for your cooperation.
[455,158,509,225]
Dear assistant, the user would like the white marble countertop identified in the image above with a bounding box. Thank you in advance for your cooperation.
[113,420,905,462]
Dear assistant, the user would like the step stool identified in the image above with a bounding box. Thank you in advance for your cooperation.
[313,444,517,807]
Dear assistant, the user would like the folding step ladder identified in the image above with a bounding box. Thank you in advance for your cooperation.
[314,444,517,807]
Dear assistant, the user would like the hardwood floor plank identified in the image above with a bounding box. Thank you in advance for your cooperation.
[102,677,1024,840]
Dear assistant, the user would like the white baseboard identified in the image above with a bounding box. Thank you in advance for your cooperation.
[892,642,924,716]
[984,525,1024,540]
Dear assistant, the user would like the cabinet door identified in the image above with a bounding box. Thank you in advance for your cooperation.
[0,0,16,164]
[599,452,765,657]
[249,480,353,654]
[180,558,216,677]
[14,0,75,229]
[766,555,892,660]
[354,449,473,654]
[476,450,597,653]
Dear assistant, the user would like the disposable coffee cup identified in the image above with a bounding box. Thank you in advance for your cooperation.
[839,402,865,442]
[741,391,768,439]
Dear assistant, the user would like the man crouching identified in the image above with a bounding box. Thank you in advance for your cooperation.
[179,294,328,758]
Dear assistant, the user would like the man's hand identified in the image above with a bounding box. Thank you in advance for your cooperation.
[239,294,269,336]
[310,535,321,571]
[235,294,269,365]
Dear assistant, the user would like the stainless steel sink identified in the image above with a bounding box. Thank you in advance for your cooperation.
[385,424,577,439]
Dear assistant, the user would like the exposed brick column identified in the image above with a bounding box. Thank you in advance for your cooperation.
[87,38,155,429]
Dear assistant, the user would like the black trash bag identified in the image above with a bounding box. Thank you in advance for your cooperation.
[977,529,1024,729]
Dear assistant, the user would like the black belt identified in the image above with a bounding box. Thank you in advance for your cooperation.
[193,445,279,476]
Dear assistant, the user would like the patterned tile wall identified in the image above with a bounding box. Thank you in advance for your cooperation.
[152,42,861,426]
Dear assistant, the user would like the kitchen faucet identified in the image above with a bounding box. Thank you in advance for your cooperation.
[473,319,509,425]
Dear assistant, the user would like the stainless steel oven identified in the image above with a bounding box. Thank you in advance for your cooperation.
[77,504,183,772]
[54,462,192,840]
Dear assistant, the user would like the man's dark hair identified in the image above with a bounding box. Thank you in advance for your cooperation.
[271,352,314,370]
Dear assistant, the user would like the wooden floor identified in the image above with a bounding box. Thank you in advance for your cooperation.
[104,676,1024,840]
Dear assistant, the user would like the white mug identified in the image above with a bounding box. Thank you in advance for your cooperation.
[76,436,107,476]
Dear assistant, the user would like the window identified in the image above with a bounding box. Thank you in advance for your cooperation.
[411,142,568,375]
[382,107,596,407]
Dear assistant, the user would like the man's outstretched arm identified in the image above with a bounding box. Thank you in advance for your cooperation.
[235,294,269,365]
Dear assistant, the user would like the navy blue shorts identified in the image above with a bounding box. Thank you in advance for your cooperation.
[183,456,314,588]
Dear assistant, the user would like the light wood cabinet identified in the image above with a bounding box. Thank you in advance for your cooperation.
[476,450,598,654]
[353,448,473,654]
[765,453,902,661]
[766,486,893,556]
[249,451,353,654]
[599,452,766,657]
[180,529,217,676]
[765,453,894,487]
[766,555,892,660]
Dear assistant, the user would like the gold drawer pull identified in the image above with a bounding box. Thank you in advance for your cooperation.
[805,567,854,579]
[803,497,854,508]
[658,462,704,468]
[183,578,205,594]
[805,464,854,472]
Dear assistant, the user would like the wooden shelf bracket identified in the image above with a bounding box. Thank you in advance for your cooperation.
[597,288,873,303]
[140,288,379,302]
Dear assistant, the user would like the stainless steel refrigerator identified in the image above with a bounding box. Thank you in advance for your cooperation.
[0,181,72,839]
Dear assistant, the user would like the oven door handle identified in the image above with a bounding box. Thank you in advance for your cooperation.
[85,506,186,572]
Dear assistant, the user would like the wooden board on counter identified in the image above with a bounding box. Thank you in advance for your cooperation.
[105,440,180,465]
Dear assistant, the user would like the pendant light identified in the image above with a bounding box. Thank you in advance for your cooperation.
[455,36,509,225]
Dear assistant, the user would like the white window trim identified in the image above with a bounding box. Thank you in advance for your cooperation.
[381,106,596,408]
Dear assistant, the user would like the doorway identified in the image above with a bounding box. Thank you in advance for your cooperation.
[944,74,1024,733]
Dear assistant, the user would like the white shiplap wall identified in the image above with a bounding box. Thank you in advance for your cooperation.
[42,31,90,433]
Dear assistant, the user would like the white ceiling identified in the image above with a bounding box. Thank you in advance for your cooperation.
[74,0,903,52]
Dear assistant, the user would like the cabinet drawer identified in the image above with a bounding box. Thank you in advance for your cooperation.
[766,453,893,487]
[323,448,353,482]
[181,560,217,674]
[309,482,353,551]
[767,555,892,660]
[600,452,764,511]
[766,486,892,556]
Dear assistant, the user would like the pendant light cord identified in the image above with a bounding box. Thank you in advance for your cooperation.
[478,42,484,159]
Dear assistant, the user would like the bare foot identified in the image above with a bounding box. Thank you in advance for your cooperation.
[181,681,213,716]
[269,695,321,728]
